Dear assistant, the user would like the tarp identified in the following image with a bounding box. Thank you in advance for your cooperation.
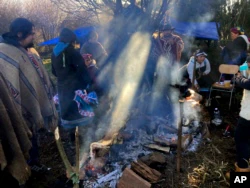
[39,21,219,46]
[171,20,219,40]
[39,26,95,46]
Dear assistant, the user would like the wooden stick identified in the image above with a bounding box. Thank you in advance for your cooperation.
[177,100,184,174]
[54,127,79,188]
[191,55,197,90]
[54,127,73,173]
[75,126,80,188]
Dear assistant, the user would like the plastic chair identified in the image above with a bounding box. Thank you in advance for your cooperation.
[208,64,239,109]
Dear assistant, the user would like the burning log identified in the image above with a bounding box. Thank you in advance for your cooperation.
[186,89,203,102]
[131,160,162,183]
[90,133,119,159]
[117,168,151,188]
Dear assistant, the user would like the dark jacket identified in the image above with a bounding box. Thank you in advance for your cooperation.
[222,36,248,65]
[86,64,104,96]
[235,75,250,90]
[51,45,91,121]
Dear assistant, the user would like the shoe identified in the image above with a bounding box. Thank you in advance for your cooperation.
[226,162,250,179]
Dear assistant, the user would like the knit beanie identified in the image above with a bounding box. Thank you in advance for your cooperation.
[230,26,244,35]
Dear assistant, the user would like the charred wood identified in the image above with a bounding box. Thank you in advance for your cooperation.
[117,168,151,188]
[131,160,162,183]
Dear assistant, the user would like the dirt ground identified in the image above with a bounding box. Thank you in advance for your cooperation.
[17,93,239,188]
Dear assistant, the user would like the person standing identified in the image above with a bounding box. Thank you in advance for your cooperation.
[0,72,32,186]
[80,30,108,69]
[0,17,57,132]
[0,17,58,183]
[151,22,184,66]
[51,28,92,127]
[221,26,249,66]
[82,54,103,96]
[232,57,250,172]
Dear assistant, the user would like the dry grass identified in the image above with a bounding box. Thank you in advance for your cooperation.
[161,107,236,188]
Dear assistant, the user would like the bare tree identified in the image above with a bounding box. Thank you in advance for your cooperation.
[0,0,23,34]
[0,0,94,45]
[50,0,177,29]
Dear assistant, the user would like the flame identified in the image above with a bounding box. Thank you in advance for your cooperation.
[188,89,195,94]
[85,164,96,171]
[186,89,202,102]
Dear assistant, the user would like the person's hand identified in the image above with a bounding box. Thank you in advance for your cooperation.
[220,46,224,50]
[236,72,242,78]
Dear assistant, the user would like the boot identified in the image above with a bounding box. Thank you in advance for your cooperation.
[226,162,250,179]
[234,162,250,172]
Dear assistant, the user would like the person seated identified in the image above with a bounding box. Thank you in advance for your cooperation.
[181,49,212,92]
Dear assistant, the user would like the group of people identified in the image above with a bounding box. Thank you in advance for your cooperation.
[1,15,250,185]
[218,26,250,176]
[0,17,108,185]
[150,21,250,178]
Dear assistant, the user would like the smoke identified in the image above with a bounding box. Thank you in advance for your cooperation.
[79,31,151,166]
[107,31,151,134]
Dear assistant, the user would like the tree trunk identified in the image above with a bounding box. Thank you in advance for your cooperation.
[115,0,123,16]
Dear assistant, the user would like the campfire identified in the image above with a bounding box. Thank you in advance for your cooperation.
[72,89,210,187]
[54,87,210,188]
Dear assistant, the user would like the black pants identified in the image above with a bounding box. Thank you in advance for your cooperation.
[235,117,250,168]
[28,135,39,165]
